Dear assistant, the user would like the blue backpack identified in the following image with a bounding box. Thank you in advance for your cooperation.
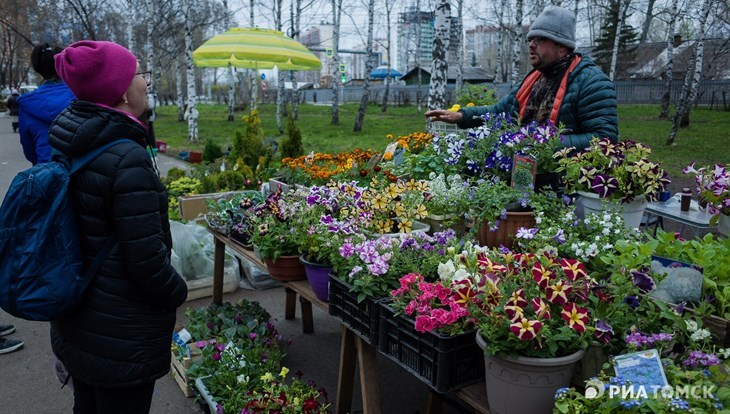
[0,139,133,321]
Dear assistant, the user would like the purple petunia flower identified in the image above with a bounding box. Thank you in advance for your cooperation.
[631,269,656,293]
[624,295,641,309]
[595,320,614,344]
[591,174,620,198]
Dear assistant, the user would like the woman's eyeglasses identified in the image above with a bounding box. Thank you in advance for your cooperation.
[135,71,152,86]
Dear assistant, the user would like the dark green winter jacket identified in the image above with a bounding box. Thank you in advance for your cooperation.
[458,54,618,150]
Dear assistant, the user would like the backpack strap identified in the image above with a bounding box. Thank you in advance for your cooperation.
[81,235,117,283]
[69,139,137,174]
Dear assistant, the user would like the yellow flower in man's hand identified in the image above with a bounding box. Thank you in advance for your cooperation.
[466,102,475,107]
[447,104,461,112]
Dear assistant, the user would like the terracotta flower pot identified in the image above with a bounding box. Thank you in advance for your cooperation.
[264,255,306,281]
[477,211,535,250]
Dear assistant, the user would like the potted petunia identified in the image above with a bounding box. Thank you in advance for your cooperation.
[464,247,599,414]
[294,180,371,301]
[431,112,564,186]
[684,162,730,235]
[555,137,671,229]
[470,180,562,250]
[516,204,642,272]
[249,188,308,281]
[422,172,472,235]
[359,175,431,235]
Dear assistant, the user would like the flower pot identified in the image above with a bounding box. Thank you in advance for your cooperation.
[534,172,563,194]
[477,211,535,250]
[424,214,466,237]
[476,331,584,414]
[577,190,647,230]
[570,341,608,388]
[195,376,218,414]
[299,256,332,302]
[374,220,430,238]
[264,255,306,281]
[718,214,730,236]
[188,150,202,164]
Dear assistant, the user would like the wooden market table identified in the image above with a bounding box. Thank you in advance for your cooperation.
[207,228,326,333]
[207,228,489,413]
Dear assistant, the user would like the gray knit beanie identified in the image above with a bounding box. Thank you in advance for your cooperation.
[527,5,576,50]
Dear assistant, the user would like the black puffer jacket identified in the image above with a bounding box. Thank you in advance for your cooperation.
[48,100,187,388]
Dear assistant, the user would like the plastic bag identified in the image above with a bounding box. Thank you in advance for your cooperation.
[169,221,239,282]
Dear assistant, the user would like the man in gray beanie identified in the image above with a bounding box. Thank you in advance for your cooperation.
[426,5,617,151]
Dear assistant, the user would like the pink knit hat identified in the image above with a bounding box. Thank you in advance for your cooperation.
[54,40,137,106]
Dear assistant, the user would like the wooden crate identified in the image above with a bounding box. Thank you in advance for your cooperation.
[170,350,195,397]
[170,343,201,398]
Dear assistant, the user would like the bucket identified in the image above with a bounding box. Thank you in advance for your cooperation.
[156,141,167,153]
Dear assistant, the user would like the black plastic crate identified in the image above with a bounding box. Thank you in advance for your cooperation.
[328,274,381,346]
[377,302,485,393]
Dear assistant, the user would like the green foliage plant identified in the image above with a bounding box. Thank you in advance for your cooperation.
[230,109,265,170]
[602,231,730,319]
[281,111,304,159]
[455,83,498,106]
[203,139,223,163]
[215,170,245,191]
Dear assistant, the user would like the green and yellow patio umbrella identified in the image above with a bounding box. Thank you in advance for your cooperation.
[192,27,322,71]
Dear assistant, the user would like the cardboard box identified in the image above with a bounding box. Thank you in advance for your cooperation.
[178,191,243,222]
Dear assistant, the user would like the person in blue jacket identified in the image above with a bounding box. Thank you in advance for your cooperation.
[425,6,618,151]
[18,43,75,165]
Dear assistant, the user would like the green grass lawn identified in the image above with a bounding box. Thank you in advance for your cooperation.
[154,103,729,179]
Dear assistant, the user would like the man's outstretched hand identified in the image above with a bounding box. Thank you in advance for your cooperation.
[424,109,463,124]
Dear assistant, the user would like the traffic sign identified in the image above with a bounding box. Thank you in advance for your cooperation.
[260,73,266,80]
[341,75,346,83]
[326,48,333,58]
[339,64,346,73]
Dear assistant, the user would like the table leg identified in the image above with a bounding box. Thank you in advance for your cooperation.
[300,296,314,333]
[336,326,356,414]
[284,287,296,320]
[356,336,381,414]
[426,391,444,414]
[212,237,225,305]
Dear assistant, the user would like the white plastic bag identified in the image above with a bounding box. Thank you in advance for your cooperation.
[169,221,239,282]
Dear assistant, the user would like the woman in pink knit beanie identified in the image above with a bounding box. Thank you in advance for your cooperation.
[47,40,188,414]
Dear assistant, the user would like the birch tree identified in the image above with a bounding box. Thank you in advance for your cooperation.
[494,1,505,83]
[222,0,235,122]
[183,0,199,142]
[454,0,464,92]
[427,0,451,111]
[659,0,679,118]
[330,0,344,125]
[510,0,525,87]
[639,0,657,43]
[380,0,394,112]
[609,0,631,80]
[249,0,257,109]
[126,0,136,52]
[273,0,285,133]
[354,0,375,132]
[667,0,713,145]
